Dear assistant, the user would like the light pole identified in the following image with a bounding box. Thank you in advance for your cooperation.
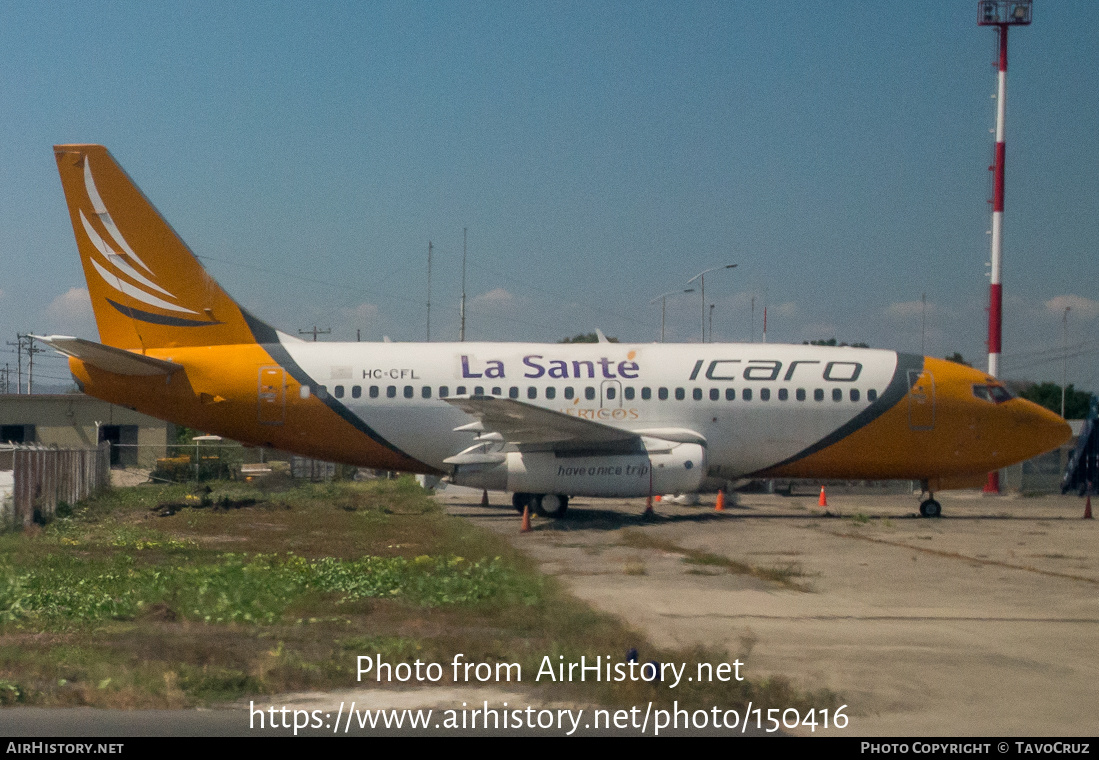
[1062,306,1071,418]
[649,289,695,343]
[687,264,737,343]
[977,0,1031,494]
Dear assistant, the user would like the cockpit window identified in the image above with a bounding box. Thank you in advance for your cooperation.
[973,384,1012,403]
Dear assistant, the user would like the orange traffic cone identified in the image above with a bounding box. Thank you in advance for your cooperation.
[520,504,532,532]
[1085,494,1093,520]
[818,486,828,507]
[481,489,489,507]
[715,490,725,512]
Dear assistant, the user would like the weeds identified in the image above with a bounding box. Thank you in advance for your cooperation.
[0,476,834,712]
[619,530,811,592]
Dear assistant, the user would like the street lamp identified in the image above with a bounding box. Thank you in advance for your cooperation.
[649,288,695,343]
[1062,306,1071,418]
[687,264,737,343]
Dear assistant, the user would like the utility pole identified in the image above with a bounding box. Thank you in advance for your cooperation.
[649,288,695,343]
[6,335,25,394]
[426,241,433,341]
[298,326,331,342]
[459,228,467,342]
[25,335,43,394]
[921,293,927,355]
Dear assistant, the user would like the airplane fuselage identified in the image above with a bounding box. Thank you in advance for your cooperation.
[69,337,1070,492]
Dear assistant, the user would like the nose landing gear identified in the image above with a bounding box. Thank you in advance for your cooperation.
[918,480,942,517]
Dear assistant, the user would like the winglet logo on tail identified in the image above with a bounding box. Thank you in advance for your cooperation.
[54,145,269,350]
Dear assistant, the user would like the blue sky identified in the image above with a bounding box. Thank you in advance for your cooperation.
[2,1,1097,390]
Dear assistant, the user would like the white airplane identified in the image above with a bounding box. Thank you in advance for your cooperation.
[39,145,1070,518]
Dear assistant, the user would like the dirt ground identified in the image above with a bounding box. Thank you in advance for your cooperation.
[439,486,1099,737]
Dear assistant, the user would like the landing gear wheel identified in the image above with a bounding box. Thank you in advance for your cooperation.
[919,499,942,518]
[533,494,569,519]
[512,492,532,514]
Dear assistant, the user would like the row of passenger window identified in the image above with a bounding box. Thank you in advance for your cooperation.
[319,384,879,404]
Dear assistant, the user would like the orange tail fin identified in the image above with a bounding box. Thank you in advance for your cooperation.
[54,145,269,350]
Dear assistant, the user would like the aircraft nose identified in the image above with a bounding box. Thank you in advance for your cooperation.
[1009,398,1073,459]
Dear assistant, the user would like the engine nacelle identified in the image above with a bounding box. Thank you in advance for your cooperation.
[451,441,706,497]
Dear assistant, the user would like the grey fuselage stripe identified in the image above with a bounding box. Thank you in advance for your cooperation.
[240,310,427,468]
[752,352,925,474]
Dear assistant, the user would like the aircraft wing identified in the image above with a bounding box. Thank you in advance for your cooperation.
[34,335,183,376]
[443,395,639,450]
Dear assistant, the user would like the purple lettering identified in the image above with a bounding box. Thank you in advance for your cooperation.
[523,355,546,378]
[461,355,483,378]
[618,360,639,379]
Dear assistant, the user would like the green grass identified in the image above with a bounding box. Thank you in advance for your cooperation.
[0,476,835,714]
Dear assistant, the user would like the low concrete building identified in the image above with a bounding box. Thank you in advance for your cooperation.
[0,394,169,468]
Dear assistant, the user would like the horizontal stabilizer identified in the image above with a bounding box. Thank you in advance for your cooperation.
[34,335,183,376]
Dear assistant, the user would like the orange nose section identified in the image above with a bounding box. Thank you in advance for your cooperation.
[1004,398,1073,462]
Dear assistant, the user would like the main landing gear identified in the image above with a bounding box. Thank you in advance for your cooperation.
[512,492,570,519]
[918,480,942,518]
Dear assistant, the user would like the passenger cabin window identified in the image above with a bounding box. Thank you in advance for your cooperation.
[726,388,735,401]
[404,386,414,399]
[387,386,396,398]
[370,386,379,398]
[440,386,449,398]
[760,388,770,401]
[352,385,362,399]
[778,388,788,401]
[509,386,519,399]
[675,388,685,401]
[606,387,616,400]
[474,386,484,396]
[422,386,431,399]
[546,387,556,400]
[709,388,719,401]
[849,389,859,402]
[456,386,466,395]
[658,387,668,401]
[565,387,575,400]
[491,387,502,396]
[814,389,824,402]
[624,387,635,400]
[742,388,752,401]
[585,387,596,401]
[693,388,702,401]
[832,388,842,402]
[334,385,344,398]
[527,387,537,400]
[796,388,806,401]
[642,387,652,400]
[868,389,878,402]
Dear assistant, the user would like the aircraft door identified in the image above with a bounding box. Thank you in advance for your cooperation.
[907,369,935,431]
[258,366,286,425]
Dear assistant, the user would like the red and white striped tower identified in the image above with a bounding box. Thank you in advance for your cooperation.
[978,0,1031,492]
[987,22,1008,379]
